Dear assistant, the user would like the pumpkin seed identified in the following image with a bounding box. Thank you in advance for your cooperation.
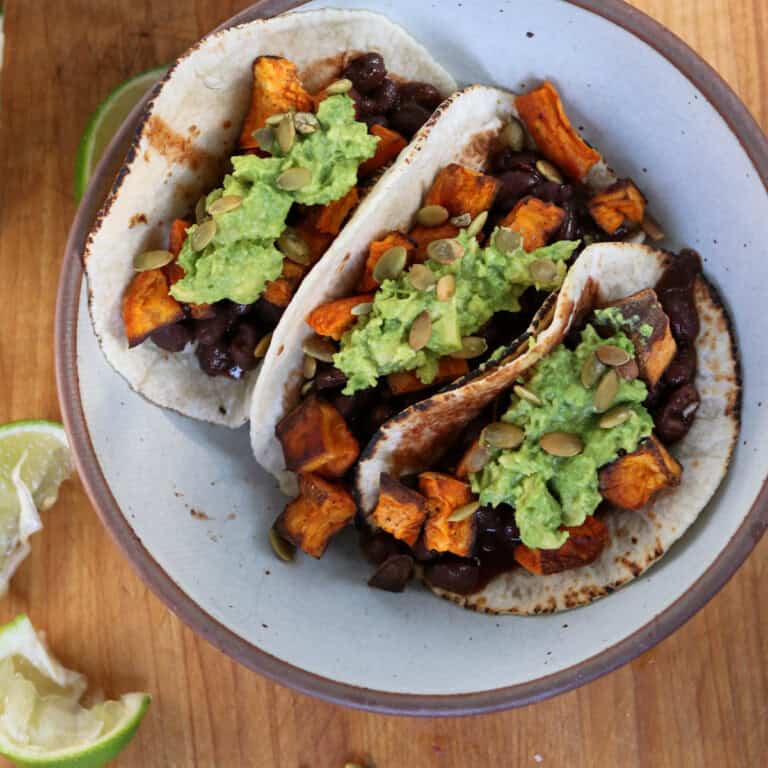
[580,352,605,388]
[529,259,557,283]
[448,501,480,523]
[539,431,584,457]
[253,126,274,152]
[302,336,337,363]
[599,404,633,429]
[596,344,631,367]
[253,332,272,359]
[276,166,312,191]
[641,213,665,241]
[275,113,296,154]
[326,78,353,94]
[373,246,407,283]
[501,118,525,152]
[351,301,373,316]
[416,204,449,227]
[436,273,456,301]
[495,227,522,254]
[450,336,487,360]
[617,358,639,381]
[207,194,243,216]
[302,354,317,380]
[513,384,542,406]
[427,238,464,264]
[266,112,288,126]
[191,218,217,251]
[294,111,319,135]
[133,249,174,271]
[277,227,310,265]
[408,311,432,350]
[450,212,472,227]
[408,263,436,291]
[536,159,564,184]
[300,379,315,396]
[594,369,619,413]
[466,210,488,239]
[269,527,295,562]
[481,422,525,449]
[195,195,208,224]
[463,442,490,473]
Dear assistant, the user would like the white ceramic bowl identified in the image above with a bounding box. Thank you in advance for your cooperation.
[57,0,768,714]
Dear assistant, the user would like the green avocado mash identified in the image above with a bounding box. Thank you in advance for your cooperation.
[471,325,653,549]
[170,95,378,305]
[594,306,653,339]
[333,229,579,394]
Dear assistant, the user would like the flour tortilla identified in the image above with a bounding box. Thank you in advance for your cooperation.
[354,242,740,613]
[84,8,456,427]
[251,83,628,493]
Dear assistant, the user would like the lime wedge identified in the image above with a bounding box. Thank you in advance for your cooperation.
[0,420,73,595]
[73,64,168,201]
[0,615,150,768]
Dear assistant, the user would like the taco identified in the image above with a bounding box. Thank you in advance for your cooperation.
[84,9,456,426]
[255,80,663,521]
[351,242,739,607]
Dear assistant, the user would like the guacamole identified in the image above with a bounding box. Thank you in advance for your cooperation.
[471,325,654,549]
[333,229,579,394]
[594,306,653,339]
[171,95,378,305]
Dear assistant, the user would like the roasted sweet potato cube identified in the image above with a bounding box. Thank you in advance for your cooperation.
[387,356,469,396]
[293,219,334,265]
[314,187,360,236]
[601,289,677,387]
[515,81,601,181]
[514,516,609,575]
[588,179,647,235]
[276,394,360,478]
[169,218,189,257]
[409,223,461,263]
[599,435,682,510]
[358,232,416,291]
[277,473,356,558]
[425,164,501,218]
[306,293,375,341]
[122,269,184,348]
[359,124,408,177]
[239,56,313,150]
[501,196,565,252]
[369,474,427,547]
[263,259,308,309]
[418,472,476,557]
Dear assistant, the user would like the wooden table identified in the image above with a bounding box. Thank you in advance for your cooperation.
[1,1,765,766]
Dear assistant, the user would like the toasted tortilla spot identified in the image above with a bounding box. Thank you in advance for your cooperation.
[128,213,148,228]
[145,115,215,172]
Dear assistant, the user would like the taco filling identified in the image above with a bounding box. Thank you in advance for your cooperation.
[271,82,661,554]
[361,249,705,594]
[121,52,447,379]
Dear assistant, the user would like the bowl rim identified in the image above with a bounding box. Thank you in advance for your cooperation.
[55,0,768,716]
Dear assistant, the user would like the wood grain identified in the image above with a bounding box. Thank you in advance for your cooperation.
[0,1,766,766]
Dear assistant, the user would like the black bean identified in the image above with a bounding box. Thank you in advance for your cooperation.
[252,297,284,329]
[193,311,232,346]
[494,170,540,212]
[367,401,399,434]
[665,345,697,388]
[368,554,414,592]
[358,529,402,565]
[398,81,443,110]
[491,149,539,174]
[654,383,700,443]
[315,365,347,391]
[424,560,480,594]
[196,342,233,377]
[365,78,399,114]
[656,249,702,294]
[558,201,581,241]
[150,322,192,352]
[531,180,573,204]
[660,290,700,345]
[411,536,438,563]
[229,323,260,371]
[388,102,431,137]
[343,52,387,94]
[364,114,389,130]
